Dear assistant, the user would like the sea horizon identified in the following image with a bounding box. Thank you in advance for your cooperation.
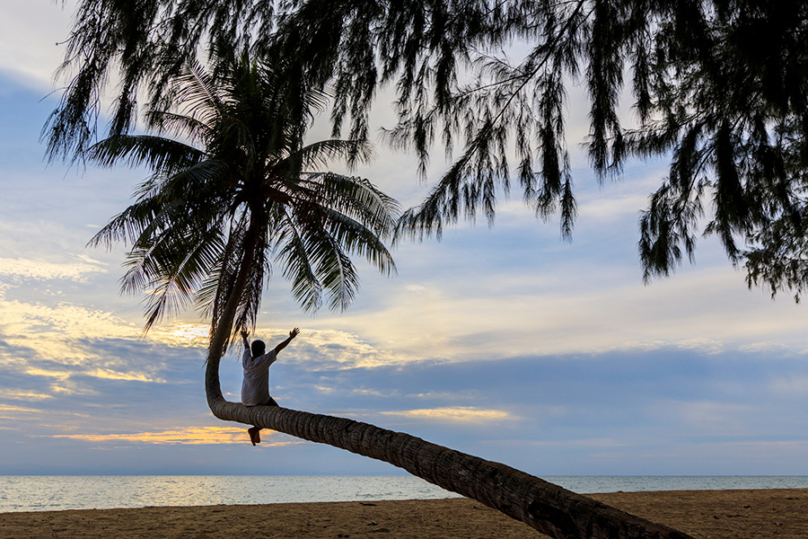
[3,475,808,513]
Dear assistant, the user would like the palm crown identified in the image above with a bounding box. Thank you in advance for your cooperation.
[88,53,399,347]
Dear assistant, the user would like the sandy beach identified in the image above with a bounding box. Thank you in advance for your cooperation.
[1,489,806,539]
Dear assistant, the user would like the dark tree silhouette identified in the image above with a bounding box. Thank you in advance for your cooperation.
[49,0,808,298]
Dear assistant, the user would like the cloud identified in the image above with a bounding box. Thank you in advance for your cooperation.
[0,403,48,421]
[0,404,40,414]
[16,361,165,396]
[0,0,75,88]
[575,193,650,223]
[0,276,180,392]
[149,324,211,347]
[83,368,164,383]
[406,391,480,401]
[148,323,413,370]
[729,440,808,448]
[309,385,395,398]
[308,262,808,362]
[656,400,757,437]
[768,375,808,396]
[0,256,107,283]
[20,368,72,381]
[739,341,793,354]
[2,390,54,401]
[0,297,139,360]
[380,406,510,423]
[287,328,416,369]
[501,437,625,449]
[0,269,422,402]
[51,426,303,446]
[0,294,162,392]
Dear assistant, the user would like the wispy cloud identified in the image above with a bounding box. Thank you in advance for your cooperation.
[653,400,757,437]
[84,368,164,383]
[381,406,510,422]
[52,426,303,446]
[0,278,170,392]
[768,375,808,396]
[310,386,395,398]
[0,297,139,361]
[497,437,625,449]
[0,256,106,282]
[2,390,54,401]
[283,328,415,369]
[147,323,409,368]
[148,324,211,347]
[0,404,41,414]
[311,264,808,361]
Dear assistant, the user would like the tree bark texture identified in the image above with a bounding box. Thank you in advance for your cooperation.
[206,390,692,539]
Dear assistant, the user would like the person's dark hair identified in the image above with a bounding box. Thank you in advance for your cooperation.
[250,340,266,358]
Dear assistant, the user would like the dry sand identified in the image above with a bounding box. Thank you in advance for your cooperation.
[1,489,806,539]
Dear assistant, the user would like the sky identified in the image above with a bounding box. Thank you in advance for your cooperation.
[1,0,807,477]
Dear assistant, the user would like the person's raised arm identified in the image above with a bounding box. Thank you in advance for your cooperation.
[240,329,250,351]
[273,328,300,354]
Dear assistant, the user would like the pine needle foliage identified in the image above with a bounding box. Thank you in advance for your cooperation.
[48,0,808,297]
[86,53,399,346]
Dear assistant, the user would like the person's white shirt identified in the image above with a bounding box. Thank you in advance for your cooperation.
[241,348,277,406]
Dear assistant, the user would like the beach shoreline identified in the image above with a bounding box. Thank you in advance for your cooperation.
[1,489,806,538]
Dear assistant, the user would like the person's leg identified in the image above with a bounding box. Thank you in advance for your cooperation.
[247,399,278,445]
[248,426,260,445]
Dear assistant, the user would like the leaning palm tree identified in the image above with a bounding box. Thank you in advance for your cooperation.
[90,53,396,339]
[89,53,691,539]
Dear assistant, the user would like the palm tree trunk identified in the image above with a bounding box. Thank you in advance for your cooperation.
[205,209,262,406]
[206,355,690,536]
[203,216,692,539]
[205,399,691,539]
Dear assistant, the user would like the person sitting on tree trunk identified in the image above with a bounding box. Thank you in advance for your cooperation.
[240,327,300,446]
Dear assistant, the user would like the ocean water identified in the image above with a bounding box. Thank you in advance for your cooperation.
[0,476,458,513]
[1,475,807,513]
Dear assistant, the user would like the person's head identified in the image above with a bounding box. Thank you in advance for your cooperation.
[250,340,266,358]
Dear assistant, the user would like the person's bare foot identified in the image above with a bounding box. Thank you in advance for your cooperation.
[248,427,261,446]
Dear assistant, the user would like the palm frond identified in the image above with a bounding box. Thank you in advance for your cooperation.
[120,223,226,331]
[171,60,228,129]
[293,139,373,170]
[299,172,400,235]
[145,110,213,145]
[87,135,204,173]
[305,203,397,276]
[275,207,323,312]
